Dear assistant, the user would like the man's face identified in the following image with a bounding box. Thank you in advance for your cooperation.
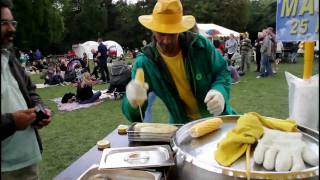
[1,7,16,48]
[154,32,179,54]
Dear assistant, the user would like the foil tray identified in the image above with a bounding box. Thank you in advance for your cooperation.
[99,145,174,169]
[77,164,162,180]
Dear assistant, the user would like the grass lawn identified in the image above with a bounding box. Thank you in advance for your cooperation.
[29,57,318,179]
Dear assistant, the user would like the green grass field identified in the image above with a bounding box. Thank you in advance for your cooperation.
[29,57,318,179]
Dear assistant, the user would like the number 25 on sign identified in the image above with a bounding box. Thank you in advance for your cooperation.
[280,0,318,35]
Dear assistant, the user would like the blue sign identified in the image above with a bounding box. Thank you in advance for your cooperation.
[276,0,319,41]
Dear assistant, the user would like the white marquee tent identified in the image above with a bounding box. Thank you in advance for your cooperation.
[102,40,124,58]
[72,41,98,59]
[72,40,124,59]
[197,23,240,38]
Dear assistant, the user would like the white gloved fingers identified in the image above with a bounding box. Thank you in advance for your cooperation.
[205,90,225,115]
[204,90,214,104]
[275,150,292,172]
[207,100,221,111]
[253,142,268,165]
[142,82,149,90]
[207,107,223,116]
[291,153,306,171]
[263,148,278,170]
[206,98,216,111]
[302,147,319,166]
[204,90,224,103]
[255,128,314,172]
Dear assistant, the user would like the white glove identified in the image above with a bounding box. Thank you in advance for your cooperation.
[204,89,225,116]
[253,127,318,172]
[126,80,148,108]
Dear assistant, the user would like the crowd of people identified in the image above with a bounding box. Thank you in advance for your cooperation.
[208,27,310,81]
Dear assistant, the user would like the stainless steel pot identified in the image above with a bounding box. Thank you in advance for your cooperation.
[171,115,319,180]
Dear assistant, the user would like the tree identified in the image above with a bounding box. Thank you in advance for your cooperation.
[62,0,109,45]
[12,0,64,55]
[183,0,250,32]
[246,0,277,40]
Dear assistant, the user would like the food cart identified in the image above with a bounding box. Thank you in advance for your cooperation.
[54,115,319,180]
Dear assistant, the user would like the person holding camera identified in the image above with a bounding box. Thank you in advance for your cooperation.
[1,0,51,179]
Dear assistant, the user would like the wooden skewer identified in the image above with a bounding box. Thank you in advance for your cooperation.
[246,144,251,180]
[138,105,144,122]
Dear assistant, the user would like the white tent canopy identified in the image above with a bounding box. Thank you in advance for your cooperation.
[102,40,124,58]
[72,40,124,59]
[197,23,240,38]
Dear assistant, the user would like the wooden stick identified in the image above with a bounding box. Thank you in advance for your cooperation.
[246,144,251,180]
[138,105,144,122]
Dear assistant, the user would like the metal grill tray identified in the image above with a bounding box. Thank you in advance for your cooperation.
[77,164,162,180]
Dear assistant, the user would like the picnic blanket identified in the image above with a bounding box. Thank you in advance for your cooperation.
[36,82,72,89]
[52,89,114,112]
[36,84,59,89]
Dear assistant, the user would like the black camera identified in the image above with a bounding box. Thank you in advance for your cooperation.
[31,104,50,126]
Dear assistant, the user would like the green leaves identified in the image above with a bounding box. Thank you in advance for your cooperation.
[12,0,64,54]
[11,0,276,55]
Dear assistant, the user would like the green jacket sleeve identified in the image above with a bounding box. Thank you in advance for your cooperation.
[208,40,237,115]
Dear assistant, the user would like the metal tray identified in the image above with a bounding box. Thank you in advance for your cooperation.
[128,138,171,143]
[77,164,162,180]
[99,145,175,169]
[171,115,319,179]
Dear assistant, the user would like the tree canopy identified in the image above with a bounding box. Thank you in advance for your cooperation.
[11,0,277,55]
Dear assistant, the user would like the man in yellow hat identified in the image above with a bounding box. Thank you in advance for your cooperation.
[122,0,236,123]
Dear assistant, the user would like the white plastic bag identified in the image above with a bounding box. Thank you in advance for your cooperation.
[285,72,319,130]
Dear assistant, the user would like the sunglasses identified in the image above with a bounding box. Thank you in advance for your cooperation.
[1,20,18,28]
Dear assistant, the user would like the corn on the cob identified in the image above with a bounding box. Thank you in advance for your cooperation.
[135,68,144,85]
[190,118,223,138]
[134,123,178,134]
[134,68,145,106]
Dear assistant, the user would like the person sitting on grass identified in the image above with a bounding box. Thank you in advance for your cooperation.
[76,72,101,104]
[44,66,64,85]
[224,54,240,84]
[74,64,83,82]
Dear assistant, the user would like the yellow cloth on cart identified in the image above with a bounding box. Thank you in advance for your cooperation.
[215,112,298,166]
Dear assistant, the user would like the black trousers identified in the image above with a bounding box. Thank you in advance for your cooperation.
[256,52,261,72]
[99,63,110,82]
[91,65,99,78]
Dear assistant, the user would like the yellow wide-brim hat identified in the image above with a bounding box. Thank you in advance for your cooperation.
[138,0,196,34]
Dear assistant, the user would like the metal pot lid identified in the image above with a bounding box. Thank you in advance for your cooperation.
[171,115,319,179]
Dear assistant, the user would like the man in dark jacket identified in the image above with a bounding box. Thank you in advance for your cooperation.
[1,0,51,179]
[97,38,110,83]
[122,0,236,124]
[90,48,100,79]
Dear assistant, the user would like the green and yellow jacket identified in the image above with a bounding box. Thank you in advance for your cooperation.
[122,31,237,124]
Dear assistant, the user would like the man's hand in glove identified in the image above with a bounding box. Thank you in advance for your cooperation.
[253,127,318,172]
[126,80,148,108]
[204,90,225,116]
